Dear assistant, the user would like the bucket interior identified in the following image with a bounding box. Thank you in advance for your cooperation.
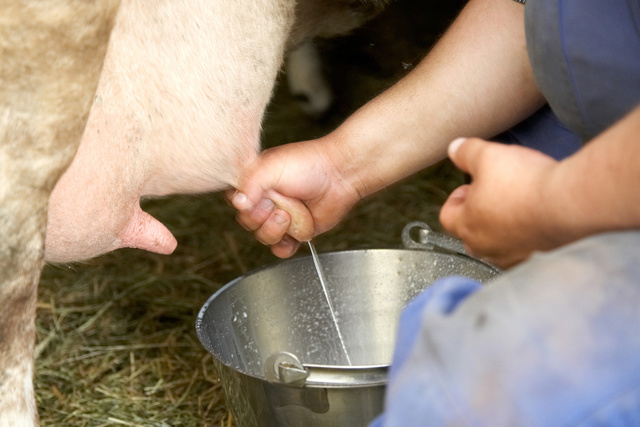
[197,249,497,380]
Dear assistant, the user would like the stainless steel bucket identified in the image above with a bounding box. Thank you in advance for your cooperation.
[196,222,499,427]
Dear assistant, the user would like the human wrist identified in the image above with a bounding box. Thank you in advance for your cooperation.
[535,161,596,249]
[319,131,368,207]
[323,122,400,205]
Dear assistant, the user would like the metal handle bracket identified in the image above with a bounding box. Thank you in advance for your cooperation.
[401,221,468,256]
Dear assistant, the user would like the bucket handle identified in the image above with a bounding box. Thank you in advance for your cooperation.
[265,352,310,387]
[402,221,468,256]
[265,351,387,388]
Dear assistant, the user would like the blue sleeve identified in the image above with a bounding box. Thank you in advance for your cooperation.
[371,276,482,427]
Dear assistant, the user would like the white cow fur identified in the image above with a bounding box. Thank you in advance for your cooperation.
[0,1,388,424]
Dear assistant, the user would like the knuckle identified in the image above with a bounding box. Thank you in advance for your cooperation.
[439,211,454,231]
[255,227,283,246]
[254,228,276,246]
[235,214,258,232]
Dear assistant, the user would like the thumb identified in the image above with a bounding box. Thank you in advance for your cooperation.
[234,148,287,208]
[121,206,178,255]
[267,190,315,242]
[447,137,487,175]
[232,145,316,242]
[439,184,470,234]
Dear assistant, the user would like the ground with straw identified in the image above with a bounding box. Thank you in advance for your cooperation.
[35,1,464,425]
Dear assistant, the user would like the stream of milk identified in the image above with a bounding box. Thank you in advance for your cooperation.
[307,241,352,366]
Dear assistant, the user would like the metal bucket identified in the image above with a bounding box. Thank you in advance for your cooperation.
[196,222,499,427]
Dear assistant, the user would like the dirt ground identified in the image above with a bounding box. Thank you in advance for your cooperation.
[35,1,466,425]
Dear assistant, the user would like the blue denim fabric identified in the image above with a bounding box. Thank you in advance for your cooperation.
[370,1,640,425]
[371,231,640,427]
[386,277,483,385]
[495,105,582,160]
[526,0,640,142]
[498,0,640,159]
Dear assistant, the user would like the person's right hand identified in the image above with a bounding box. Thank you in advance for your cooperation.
[229,137,362,258]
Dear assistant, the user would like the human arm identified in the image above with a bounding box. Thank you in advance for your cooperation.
[439,103,640,268]
[233,0,546,257]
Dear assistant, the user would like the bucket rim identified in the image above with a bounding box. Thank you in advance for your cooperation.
[195,247,496,385]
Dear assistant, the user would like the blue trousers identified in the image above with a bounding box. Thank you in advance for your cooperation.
[372,231,640,426]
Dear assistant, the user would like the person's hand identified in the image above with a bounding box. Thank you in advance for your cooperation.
[228,137,362,258]
[439,137,561,268]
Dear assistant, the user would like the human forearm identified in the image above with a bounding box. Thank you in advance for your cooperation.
[542,104,640,243]
[327,0,545,199]
[232,0,547,258]
[439,104,640,268]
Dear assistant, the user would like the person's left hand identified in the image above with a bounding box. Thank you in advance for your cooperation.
[439,137,560,268]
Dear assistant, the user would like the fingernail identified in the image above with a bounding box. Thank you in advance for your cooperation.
[273,212,288,225]
[258,198,275,211]
[276,236,291,247]
[448,137,466,157]
[232,192,249,208]
[449,185,469,200]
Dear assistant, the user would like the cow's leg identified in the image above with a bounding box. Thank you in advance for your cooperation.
[286,41,334,117]
[0,180,48,425]
[284,0,390,117]
[0,2,119,424]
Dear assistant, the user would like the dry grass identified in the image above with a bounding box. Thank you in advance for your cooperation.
[35,1,464,425]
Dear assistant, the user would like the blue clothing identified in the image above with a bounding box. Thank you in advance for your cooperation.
[499,0,640,159]
[374,1,640,425]
[526,0,640,142]
[496,105,582,160]
[387,277,483,375]
[372,232,640,426]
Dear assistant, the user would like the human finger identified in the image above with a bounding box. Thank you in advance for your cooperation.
[232,189,314,240]
[234,197,275,231]
[447,137,491,175]
[235,146,292,209]
[253,209,291,246]
[439,184,470,236]
[223,189,236,205]
[270,234,302,258]
[266,190,315,242]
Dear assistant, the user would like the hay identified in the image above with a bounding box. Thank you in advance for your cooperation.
[35,1,464,425]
